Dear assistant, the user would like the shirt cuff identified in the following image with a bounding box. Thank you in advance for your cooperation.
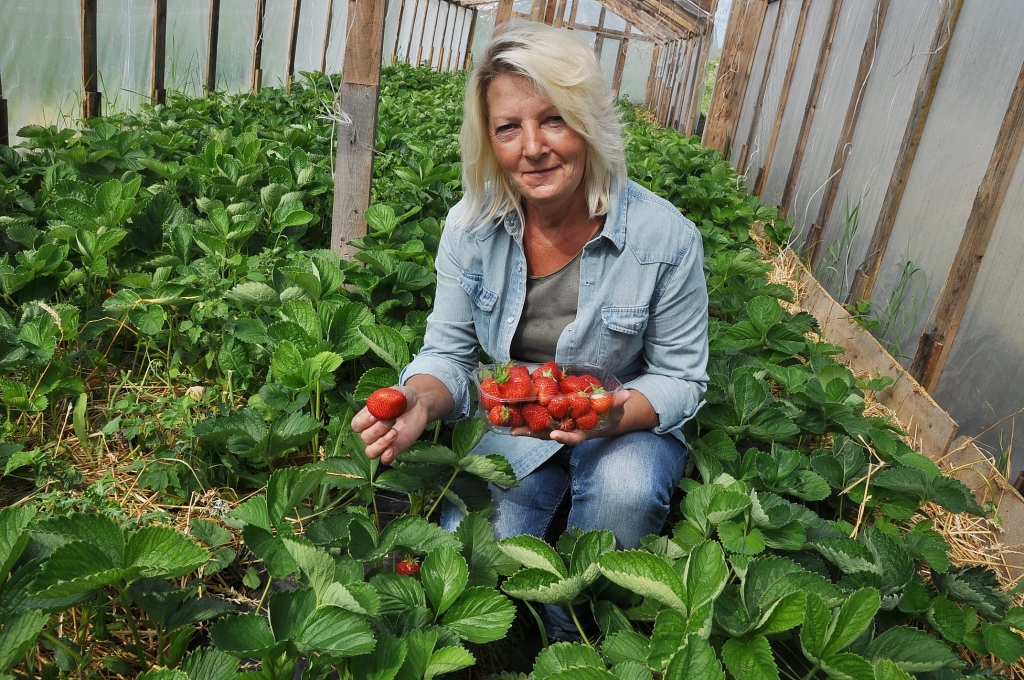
[400,353,473,422]
[623,373,704,435]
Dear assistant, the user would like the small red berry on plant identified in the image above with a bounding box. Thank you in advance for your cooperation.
[366,388,407,419]
[397,559,420,575]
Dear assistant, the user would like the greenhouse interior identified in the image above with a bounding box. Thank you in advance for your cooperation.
[2,0,1024,679]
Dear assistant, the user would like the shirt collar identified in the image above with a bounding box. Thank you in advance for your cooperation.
[497,177,628,248]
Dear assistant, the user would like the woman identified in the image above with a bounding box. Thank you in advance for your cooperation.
[353,20,708,612]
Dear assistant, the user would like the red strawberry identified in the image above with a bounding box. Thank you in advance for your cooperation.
[508,364,531,381]
[561,375,594,394]
[507,405,524,427]
[522,403,552,432]
[480,377,502,411]
[533,376,560,405]
[559,417,576,432]
[366,388,407,419]
[533,361,563,382]
[488,404,523,427]
[397,558,420,575]
[568,393,592,418]
[547,394,569,418]
[502,376,535,401]
[576,409,599,430]
[581,374,603,391]
[590,391,613,414]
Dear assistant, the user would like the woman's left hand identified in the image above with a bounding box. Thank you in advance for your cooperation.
[509,389,634,445]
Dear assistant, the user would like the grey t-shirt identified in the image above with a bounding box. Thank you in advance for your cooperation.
[509,249,582,363]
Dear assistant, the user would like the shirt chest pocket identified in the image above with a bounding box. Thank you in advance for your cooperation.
[600,305,649,367]
[460,271,499,346]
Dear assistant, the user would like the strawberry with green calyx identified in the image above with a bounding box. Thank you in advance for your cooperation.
[567,393,592,418]
[479,377,502,411]
[507,363,531,382]
[533,376,559,405]
[522,403,553,432]
[397,558,421,575]
[590,390,613,414]
[502,375,536,401]
[533,361,563,382]
[575,409,599,431]
[488,404,523,427]
[580,374,603,391]
[561,375,595,394]
[366,388,407,419]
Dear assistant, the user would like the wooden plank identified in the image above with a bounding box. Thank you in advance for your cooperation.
[405,0,421,61]
[415,0,432,65]
[427,0,443,67]
[787,250,959,458]
[495,0,514,29]
[446,7,463,71]
[568,0,579,24]
[736,0,785,175]
[331,0,387,259]
[553,0,568,27]
[81,0,101,118]
[702,0,767,155]
[252,0,268,91]
[152,0,168,104]
[910,54,1024,391]
[686,0,720,134]
[644,43,661,107]
[594,7,607,60]
[285,0,303,90]
[669,40,693,128]
[847,0,964,305]
[779,0,842,212]
[612,36,629,95]
[436,1,453,69]
[206,0,221,91]
[463,9,478,70]
[751,0,810,196]
[806,0,889,267]
[388,0,404,66]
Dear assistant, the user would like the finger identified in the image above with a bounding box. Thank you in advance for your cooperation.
[549,430,586,446]
[359,419,395,445]
[351,407,376,433]
[612,389,632,408]
[364,427,399,458]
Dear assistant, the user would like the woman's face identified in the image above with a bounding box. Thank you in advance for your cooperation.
[485,73,588,212]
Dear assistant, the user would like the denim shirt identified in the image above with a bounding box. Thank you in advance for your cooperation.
[400,178,709,480]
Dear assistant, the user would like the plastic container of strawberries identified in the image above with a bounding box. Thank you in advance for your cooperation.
[471,362,622,435]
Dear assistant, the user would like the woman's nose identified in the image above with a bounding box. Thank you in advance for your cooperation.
[522,124,546,158]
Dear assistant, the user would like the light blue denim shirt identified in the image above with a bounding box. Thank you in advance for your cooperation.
[400,178,709,480]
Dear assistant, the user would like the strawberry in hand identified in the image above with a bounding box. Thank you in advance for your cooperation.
[366,388,408,420]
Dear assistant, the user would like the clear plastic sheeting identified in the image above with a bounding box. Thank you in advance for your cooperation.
[322,0,350,74]
[933,147,1024,480]
[760,0,834,206]
[575,0,604,27]
[787,0,876,248]
[741,0,801,183]
[814,2,939,300]
[289,0,334,77]
[869,0,1024,366]
[216,0,258,92]
[604,9,627,32]
[729,0,778,167]
[0,0,80,141]
[97,0,153,115]
[256,0,293,87]
[620,41,654,103]
[471,6,496,65]
[599,38,620,86]
[166,0,210,97]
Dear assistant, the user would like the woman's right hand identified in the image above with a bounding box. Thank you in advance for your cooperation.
[351,375,455,465]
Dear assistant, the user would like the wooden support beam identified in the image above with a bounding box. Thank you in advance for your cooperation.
[463,9,478,70]
[668,40,691,127]
[331,0,387,259]
[543,0,559,24]
[736,0,786,175]
[0,67,8,147]
[553,0,568,27]
[910,54,1024,391]
[612,36,630,95]
[285,0,303,90]
[780,0,842,211]
[436,1,453,69]
[251,0,268,91]
[405,0,421,61]
[806,0,889,267]
[847,0,964,304]
[446,7,462,71]
[388,0,404,66]
[152,0,168,104]
[568,0,579,25]
[82,0,101,118]
[427,0,443,67]
[415,0,431,66]
[644,43,661,108]
[751,0,810,195]
[495,0,514,30]
[703,0,767,155]
[594,7,607,60]
[687,0,720,134]
[207,0,221,91]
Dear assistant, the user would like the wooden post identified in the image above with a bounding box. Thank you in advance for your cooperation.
[909,57,1024,391]
[331,0,387,259]
[644,43,661,108]
[0,67,8,147]
[206,0,222,91]
[414,0,430,66]
[427,0,444,68]
[612,35,629,95]
[152,0,168,104]
[445,7,461,71]
[568,0,579,25]
[252,0,268,91]
[594,7,607,60]
[751,0,810,195]
[82,0,101,118]
[703,0,768,155]
[687,0,720,135]
[736,0,785,175]
[388,0,403,66]
[780,0,842,211]
[285,0,303,90]
[436,1,452,70]
[543,0,558,24]
[847,0,964,305]
[405,0,421,62]
[462,9,478,70]
[553,0,568,27]
[806,0,889,266]
[496,0,514,30]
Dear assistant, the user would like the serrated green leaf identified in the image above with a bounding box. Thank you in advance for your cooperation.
[424,645,475,680]
[981,622,1024,665]
[663,635,725,680]
[824,588,880,656]
[865,626,961,672]
[209,613,278,657]
[820,652,874,680]
[179,647,239,680]
[349,635,405,680]
[441,586,515,643]
[598,550,687,613]
[124,525,209,579]
[0,506,35,576]
[422,545,469,616]
[871,659,913,680]
[718,521,766,555]
[801,592,831,663]
[294,606,376,657]
[225,281,280,307]
[0,610,48,673]
[267,467,325,528]
[685,540,729,612]
[358,325,410,372]
[457,454,517,486]
[533,642,605,679]
[497,534,567,577]
[721,635,779,680]
[602,631,651,665]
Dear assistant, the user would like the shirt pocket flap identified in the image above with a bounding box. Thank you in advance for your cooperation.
[602,305,650,335]
[459,272,498,312]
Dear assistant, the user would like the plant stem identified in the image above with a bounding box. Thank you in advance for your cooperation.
[568,603,592,648]
[801,664,820,680]
[256,574,274,613]
[425,468,459,521]
[118,589,149,671]
[522,601,549,649]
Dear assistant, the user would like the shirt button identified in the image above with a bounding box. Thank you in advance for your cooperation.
[507,316,514,324]
[635,322,642,329]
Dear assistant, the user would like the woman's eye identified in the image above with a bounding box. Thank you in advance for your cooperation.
[546,116,565,125]
[495,124,515,134]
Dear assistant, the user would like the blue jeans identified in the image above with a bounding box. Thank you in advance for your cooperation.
[442,430,688,640]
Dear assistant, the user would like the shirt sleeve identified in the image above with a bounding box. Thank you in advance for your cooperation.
[623,218,709,435]
[399,204,482,422]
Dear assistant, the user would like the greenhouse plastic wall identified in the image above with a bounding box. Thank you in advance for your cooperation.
[620,41,655,104]
[729,0,778,167]
[166,0,211,97]
[869,0,1024,367]
[814,2,939,300]
[786,0,876,246]
[0,0,81,140]
[742,0,801,182]
[97,0,154,116]
[216,1,258,92]
[759,0,833,205]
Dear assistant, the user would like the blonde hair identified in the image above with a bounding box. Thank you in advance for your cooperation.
[457,21,627,231]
